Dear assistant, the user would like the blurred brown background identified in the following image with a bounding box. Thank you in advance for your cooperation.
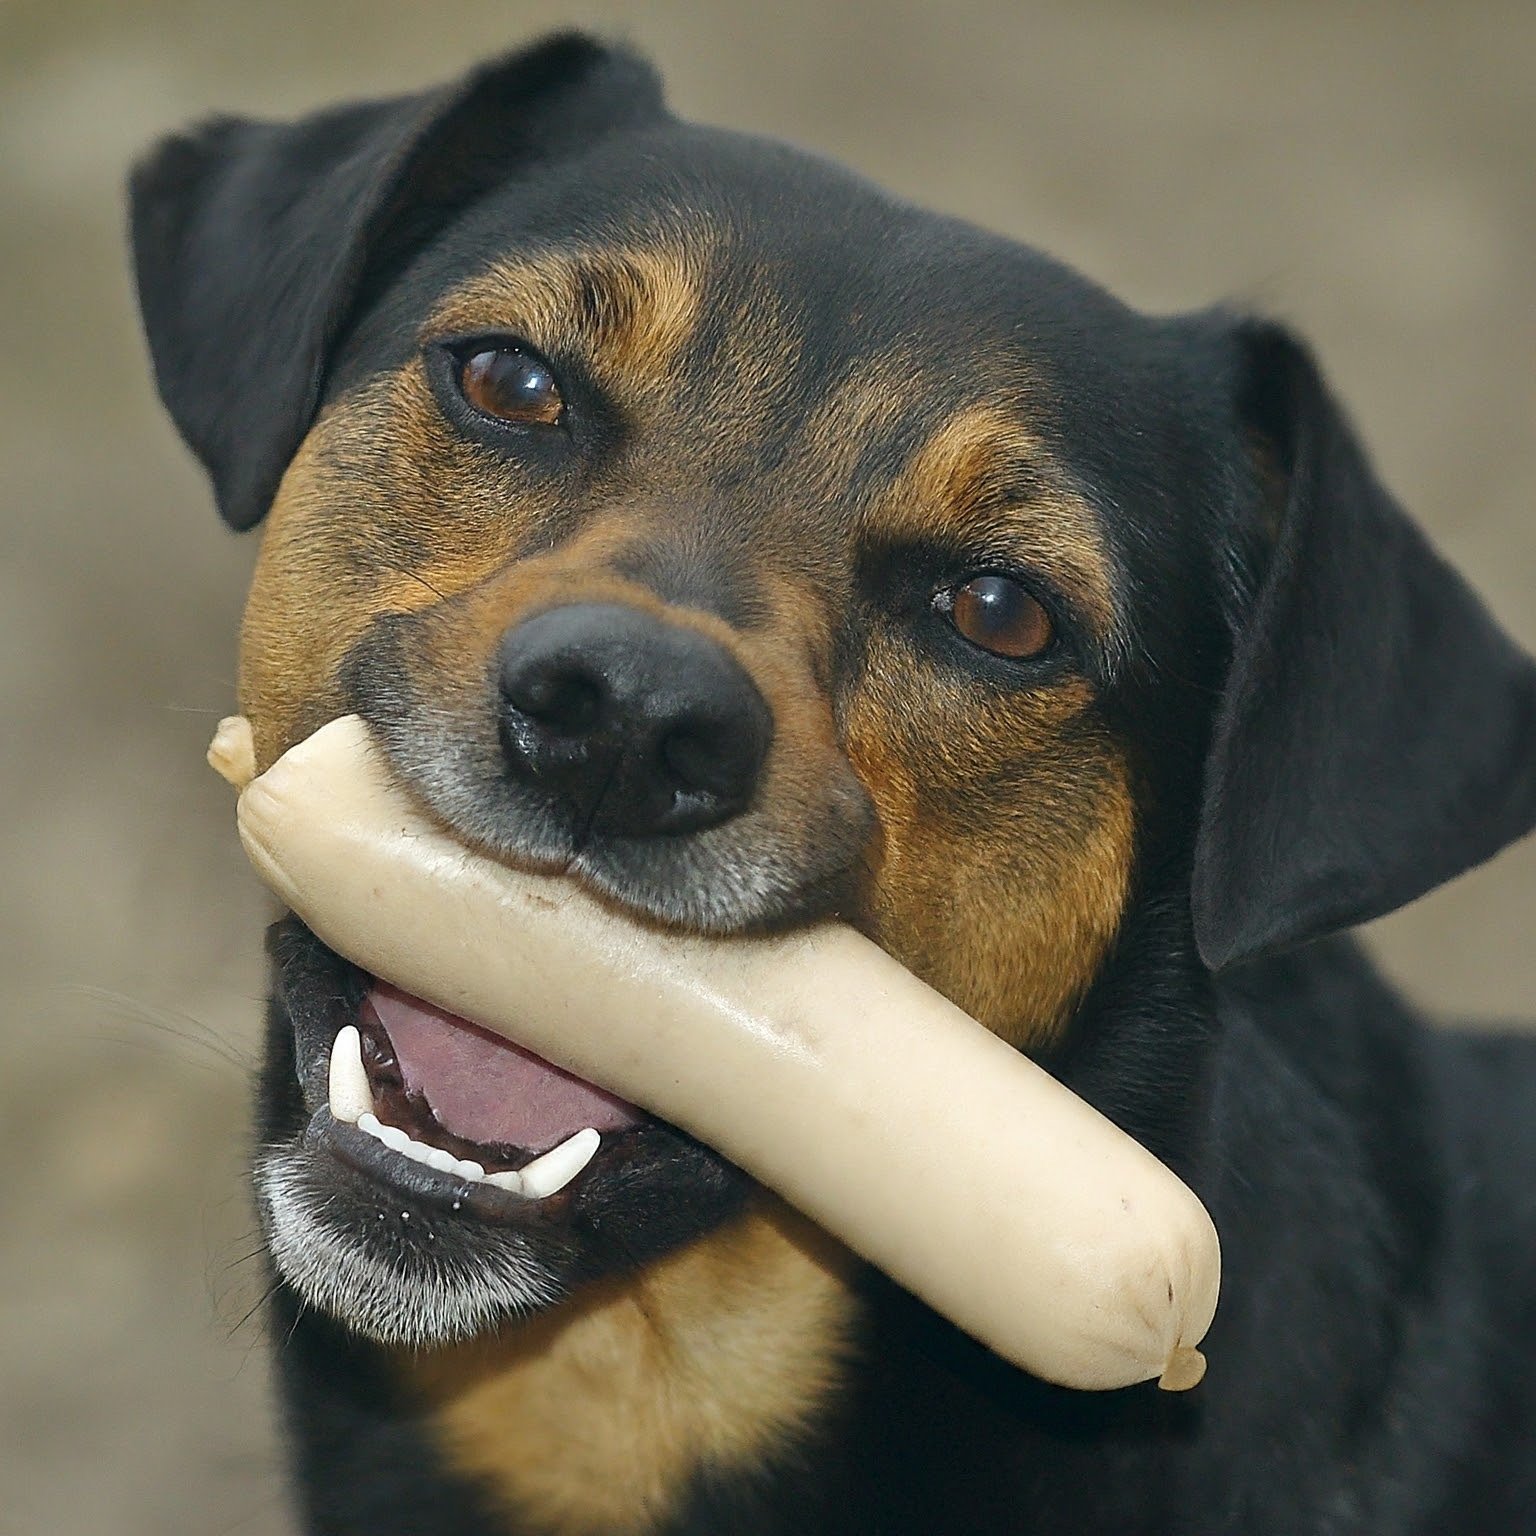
[2,2,1532,1532]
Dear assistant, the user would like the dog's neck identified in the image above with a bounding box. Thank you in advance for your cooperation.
[392,1199,857,1536]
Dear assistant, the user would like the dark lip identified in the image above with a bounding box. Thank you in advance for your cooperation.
[301,1104,663,1224]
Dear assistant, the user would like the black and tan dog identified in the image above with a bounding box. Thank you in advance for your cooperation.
[130,33,1536,1536]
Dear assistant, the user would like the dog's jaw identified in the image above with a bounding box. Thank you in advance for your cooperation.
[255,1141,561,1348]
[252,918,753,1349]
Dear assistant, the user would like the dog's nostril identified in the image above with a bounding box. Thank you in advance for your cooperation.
[659,719,739,797]
[507,668,605,737]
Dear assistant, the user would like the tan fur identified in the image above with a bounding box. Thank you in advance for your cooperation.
[885,403,1120,635]
[428,244,704,403]
[404,1200,857,1536]
[845,640,1135,1047]
[239,363,570,765]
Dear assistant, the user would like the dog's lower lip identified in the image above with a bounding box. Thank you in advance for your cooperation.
[308,1105,634,1220]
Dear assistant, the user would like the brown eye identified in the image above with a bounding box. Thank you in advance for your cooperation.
[458,345,564,426]
[942,575,1054,659]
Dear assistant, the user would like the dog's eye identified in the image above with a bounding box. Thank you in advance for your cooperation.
[457,345,564,427]
[937,575,1054,660]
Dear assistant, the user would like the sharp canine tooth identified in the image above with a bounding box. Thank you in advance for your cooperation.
[486,1169,525,1194]
[519,1128,602,1198]
[327,1025,374,1125]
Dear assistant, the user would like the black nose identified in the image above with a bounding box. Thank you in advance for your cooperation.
[497,603,773,838]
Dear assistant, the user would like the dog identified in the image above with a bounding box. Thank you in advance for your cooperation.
[129,32,1536,1535]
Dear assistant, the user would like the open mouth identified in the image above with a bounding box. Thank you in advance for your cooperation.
[255,918,750,1345]
[327,981,650,1204]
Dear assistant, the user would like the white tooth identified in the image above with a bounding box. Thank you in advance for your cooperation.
[454,1159,486,1182]
[357,1112,382,1136]
[399,1139,432,1165]
[378,1124,409,1153]
[425,1147,457,1173]
[519,1127,602,1198]
[327,1025,374,1125]
[485,1169,526,1194]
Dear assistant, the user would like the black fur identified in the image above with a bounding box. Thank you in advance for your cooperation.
[1193,320,1536,970]
[131,33,1536,1535]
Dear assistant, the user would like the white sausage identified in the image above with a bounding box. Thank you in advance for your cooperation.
[224,714,1219,1392]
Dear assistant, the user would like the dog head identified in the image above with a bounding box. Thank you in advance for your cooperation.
[132,33,1536,1350]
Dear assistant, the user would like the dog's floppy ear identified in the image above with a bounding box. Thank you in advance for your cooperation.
[129,32,664,530]
[1192,319,1536,971]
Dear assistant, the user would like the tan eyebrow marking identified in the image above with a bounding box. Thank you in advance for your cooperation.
[426,242,706,399]
[873,402,1120,636]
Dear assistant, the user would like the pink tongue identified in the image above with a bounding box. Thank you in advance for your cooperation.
[363,982,645,1154]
